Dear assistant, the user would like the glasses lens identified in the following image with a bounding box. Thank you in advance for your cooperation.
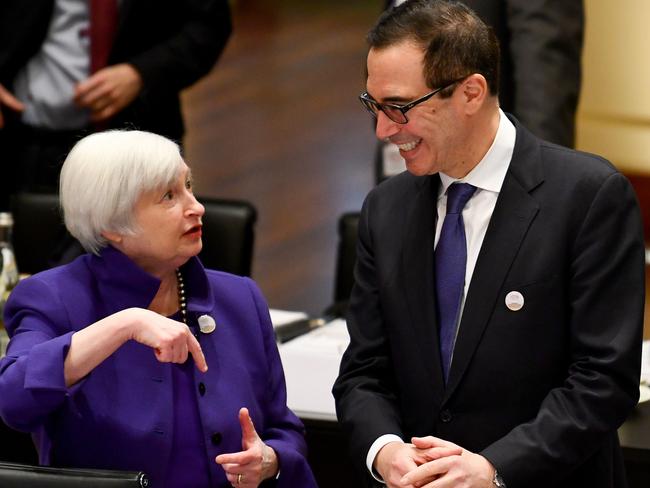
[359,94,408,124]
[381,106,407,124]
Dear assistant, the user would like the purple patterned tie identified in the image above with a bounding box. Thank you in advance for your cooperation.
[435,183,476,382]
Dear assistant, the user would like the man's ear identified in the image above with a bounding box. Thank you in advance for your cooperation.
[461,73,489,114]
[101,230,122,244]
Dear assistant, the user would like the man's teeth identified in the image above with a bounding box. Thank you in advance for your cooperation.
[396,140,420,151]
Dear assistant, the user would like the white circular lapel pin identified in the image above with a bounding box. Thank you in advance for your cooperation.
[198,314,216,334]
[505,291,524,311]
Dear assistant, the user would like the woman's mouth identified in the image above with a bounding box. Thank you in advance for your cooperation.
[184,225,202,238]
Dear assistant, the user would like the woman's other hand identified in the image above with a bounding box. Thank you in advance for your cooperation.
[216,407,279,487]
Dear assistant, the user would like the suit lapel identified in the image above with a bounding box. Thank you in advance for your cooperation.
[402,175,446,396]
[444,120,544,399]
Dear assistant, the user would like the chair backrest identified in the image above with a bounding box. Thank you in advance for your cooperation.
[0,462,149,487]
[10,193,84,275]
[325,212,360,317]
[197,197,257,276]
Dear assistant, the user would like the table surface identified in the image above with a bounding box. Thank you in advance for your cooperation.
[619,400,650,452]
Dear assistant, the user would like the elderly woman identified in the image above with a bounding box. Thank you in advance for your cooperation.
[0,131,317,488]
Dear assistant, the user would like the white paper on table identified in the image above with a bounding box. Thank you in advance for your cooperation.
[278,319,350,420]
[640,340,650,403]
[268,309,308,329]
[641,340,650,384]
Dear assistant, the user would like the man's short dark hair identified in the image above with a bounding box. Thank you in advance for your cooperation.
[368,0,500,97]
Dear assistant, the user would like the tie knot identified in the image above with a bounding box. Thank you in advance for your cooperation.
[445,183,476,214]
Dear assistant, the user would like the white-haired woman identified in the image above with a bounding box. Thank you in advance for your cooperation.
[0,131,317,488]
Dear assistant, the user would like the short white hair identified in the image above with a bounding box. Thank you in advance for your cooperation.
[60,130,184,254]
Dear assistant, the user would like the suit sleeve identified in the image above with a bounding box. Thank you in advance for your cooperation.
[244,278,318,488]
[506,0,584,147]
[482,172,645,485]
[127,0,232,94]
[0,277,77,432]
[332,193,405,473]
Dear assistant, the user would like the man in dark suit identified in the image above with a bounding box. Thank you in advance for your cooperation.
[0,0,231,207]
[333,1,644,487]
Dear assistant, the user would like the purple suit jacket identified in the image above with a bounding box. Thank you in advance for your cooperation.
[0,246,317,487]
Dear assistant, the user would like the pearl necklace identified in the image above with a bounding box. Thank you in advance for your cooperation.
[176,268,187,324]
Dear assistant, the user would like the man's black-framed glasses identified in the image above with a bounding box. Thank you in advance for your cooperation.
[359,76,467,124]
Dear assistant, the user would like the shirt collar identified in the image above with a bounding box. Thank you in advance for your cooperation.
[438,108,515,197]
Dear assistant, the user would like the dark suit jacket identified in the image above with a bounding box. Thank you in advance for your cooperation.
[383,0,583,147]
[0,0,231,141]
[333,116,645,487]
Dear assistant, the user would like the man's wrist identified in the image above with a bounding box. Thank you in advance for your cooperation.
[366,434,403,482]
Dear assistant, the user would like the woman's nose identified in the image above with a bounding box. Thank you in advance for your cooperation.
[186,193,205,218]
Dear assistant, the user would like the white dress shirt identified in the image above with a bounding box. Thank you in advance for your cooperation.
[366,109,516,481]
[14,0,91,129]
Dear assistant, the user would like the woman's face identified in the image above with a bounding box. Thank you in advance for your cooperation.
[115,163,205,276]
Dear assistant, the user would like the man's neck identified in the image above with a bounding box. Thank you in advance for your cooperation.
[446,105,501,179]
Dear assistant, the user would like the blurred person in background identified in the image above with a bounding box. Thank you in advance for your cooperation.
[0,0,232,209]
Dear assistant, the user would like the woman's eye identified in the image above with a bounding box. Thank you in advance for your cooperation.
[185,178,193,191]
[162,190,174,201]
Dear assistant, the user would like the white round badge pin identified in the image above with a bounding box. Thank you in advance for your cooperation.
[198,314,216,334]
[505,291,524,311]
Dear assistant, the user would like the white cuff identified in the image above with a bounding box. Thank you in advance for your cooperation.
[366,434,404,483]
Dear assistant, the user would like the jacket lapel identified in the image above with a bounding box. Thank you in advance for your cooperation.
[444,120,544,399]
[402,175,446,395]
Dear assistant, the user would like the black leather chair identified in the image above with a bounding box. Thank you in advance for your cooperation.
[324,211,360,317]
[0,463,149,487]
[0,423,38,465]
[10,192,84,275]
[197,197,257,277]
